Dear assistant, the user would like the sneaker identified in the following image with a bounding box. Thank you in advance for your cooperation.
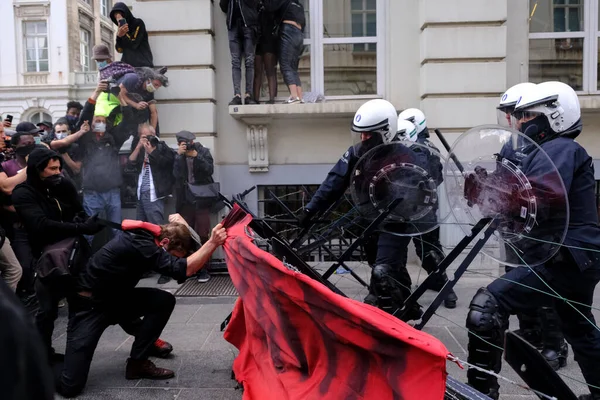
[266,99,275,104]
[149,338,173,358]
[244,96,258,105]
[125,358,174,380]
[58,298,67,308]
[196,269,211,283]
[157,275,171,284]
[285,97,300,104]
[229,96,242,106]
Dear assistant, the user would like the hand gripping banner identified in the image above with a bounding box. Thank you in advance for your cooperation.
[221,204,449,400]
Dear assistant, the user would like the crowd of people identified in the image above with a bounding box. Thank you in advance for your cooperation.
[221,0,306,105]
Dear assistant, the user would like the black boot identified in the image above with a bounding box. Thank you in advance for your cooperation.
[514,312,543,350]
[540,306,568,371]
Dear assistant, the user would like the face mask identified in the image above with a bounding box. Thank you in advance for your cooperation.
[34,136,41,144]
[146,81,157,93]
[93,122,106,133]
[96,60,108,69]
[520,115,551,143]
[43,174,63,187]
[66,115,78,123]
[15,144,35,158]
[55,133,67,140]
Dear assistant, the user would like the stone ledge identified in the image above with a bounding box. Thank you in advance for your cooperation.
[228,100,369,124]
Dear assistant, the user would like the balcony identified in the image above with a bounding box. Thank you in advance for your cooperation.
[23,73,48,85]
[71,71,99,87]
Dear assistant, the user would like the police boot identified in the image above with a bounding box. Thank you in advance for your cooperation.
[540,307,568,371]
[514,312,543,350]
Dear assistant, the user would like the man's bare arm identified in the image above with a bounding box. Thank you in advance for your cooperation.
[184,224,226,277]
[0,170,26,195]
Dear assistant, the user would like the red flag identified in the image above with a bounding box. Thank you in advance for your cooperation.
[222,204,449,400]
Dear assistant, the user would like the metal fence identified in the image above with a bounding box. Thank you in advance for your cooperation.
[258,185,368,262]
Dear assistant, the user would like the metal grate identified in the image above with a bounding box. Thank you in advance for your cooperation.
[174,275,238,297]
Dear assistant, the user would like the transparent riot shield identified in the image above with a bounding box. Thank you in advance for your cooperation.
[443,125,569,267]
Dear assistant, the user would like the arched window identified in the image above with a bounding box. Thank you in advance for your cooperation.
[26,110,52,125]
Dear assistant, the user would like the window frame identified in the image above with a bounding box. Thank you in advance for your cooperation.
[305,0,385,100]
[101,0,110,18]
[23,20,49,73]
[80,28,92,72]
[528,0,599,94]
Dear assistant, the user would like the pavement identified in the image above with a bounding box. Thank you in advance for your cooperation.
[51,260,600,400]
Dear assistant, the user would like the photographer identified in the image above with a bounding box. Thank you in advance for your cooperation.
[173,130,215,283]
[12,147,103,362]
[128,123,174,225]
[54,219,227,397]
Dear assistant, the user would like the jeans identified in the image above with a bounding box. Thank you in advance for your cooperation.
[136,192,165,225]
[0,238,22,292]
[35,278,71,359]
[228,20,257,96]
[279,23,304,87]
[83,188,122,242]
[56,288,176,397]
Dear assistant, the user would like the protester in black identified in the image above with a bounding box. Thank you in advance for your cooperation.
[54,219,227,397]
[12,147,102,362]
[253,5,279,104]
[110,2,154,67]
[0,279,55,400]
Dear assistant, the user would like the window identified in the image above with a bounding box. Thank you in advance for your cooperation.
[80,29,91,72]
[101,0,110,18]
[28,110,52,125]
[24,21,49,73]
[528,0,600,93]
[257,0,383,101]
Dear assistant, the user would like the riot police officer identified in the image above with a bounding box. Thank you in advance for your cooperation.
[398,108,458,309]
[299,99,426,321]
[465,81,600,400]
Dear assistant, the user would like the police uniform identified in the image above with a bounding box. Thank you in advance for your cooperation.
[466,131,600,399]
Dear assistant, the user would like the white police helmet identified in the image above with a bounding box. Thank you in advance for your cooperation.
[396,119,418,142]
[398,108,427,135]
[513,81,581,138]
[351,99,398,143]
[497,82,536,128]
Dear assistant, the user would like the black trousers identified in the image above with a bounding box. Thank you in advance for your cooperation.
[483,253,600,395]
[12,226,35,295]
[55,288,176,398]
[373,233,413,301]
[35,278,72,359]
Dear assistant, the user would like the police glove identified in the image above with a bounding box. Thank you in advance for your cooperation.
[464,166,487,207]
[77,214,104,235]
[297,207,315,229]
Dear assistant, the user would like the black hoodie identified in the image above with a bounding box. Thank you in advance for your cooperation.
[110,2,154,67]
[12,148,87,256]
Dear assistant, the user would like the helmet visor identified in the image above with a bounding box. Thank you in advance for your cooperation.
[496,107,514,129]
[510,111,544,133]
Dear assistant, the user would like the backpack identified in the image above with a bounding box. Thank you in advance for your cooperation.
[35,236,92,285]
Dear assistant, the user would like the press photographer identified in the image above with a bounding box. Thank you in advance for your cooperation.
[173,130,216,283]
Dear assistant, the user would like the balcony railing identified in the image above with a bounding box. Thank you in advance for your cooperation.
[71,71,99,87]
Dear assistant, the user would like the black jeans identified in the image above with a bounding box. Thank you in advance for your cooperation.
[485,254,600,396]
[228,19,257,96]
[12,226,35,295]
[55,288,176,397]
[35,278,71,359]
[279,23,304,87]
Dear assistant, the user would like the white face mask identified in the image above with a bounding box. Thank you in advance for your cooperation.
[55,132,67,140]
[146,81,157,93]
[94,122,106,133]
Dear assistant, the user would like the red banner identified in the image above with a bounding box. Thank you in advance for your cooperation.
[222,205,449,400]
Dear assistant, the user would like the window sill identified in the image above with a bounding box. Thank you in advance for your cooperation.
[229,99,369,124]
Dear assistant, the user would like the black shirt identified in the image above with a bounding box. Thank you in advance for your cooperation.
[76,228,188,302]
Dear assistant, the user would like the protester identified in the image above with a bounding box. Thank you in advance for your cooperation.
[173,130,215,283]
[110,2,154,68]
[0,225,22,292]
[220,0,259,105]
[47,118,84,192]
[265,0,306,104]
[253,5,279,104]
[65,101,84,133]
[12,147,103,363]
[53,219,227,397]
[118,67,167,131]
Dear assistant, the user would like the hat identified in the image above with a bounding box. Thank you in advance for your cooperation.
[176,130,195,142]
[36,121,52,129]
[16,121,43,134]
[92,44,111,61]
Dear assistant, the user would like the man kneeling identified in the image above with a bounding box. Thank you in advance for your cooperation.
[55,218,227,397]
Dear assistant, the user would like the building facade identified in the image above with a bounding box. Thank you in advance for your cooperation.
[1,0,599,250]
[0,0,115,125]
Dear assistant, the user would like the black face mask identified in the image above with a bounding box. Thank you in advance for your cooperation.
[357,134,384,157]
[520,115,552,144]
[15,144,36,158]
[43,174,63,187]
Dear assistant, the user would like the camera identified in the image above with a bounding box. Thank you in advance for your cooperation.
[179,140,192,151]
[102,78,119,95]
[144,135,159,147]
